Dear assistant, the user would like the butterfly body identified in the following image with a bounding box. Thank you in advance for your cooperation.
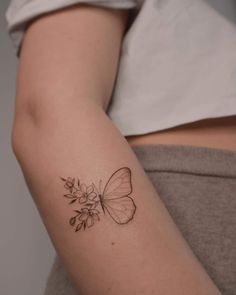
[98,193,106,214]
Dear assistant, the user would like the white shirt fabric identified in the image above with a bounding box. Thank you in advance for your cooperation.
[5,0,236,136]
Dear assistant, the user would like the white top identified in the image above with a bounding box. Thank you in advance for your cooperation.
[5,0,236,136]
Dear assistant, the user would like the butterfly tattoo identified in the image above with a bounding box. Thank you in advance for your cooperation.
[60,167,136,232]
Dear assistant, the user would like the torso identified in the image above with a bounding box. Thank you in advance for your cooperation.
[126,116,236,152]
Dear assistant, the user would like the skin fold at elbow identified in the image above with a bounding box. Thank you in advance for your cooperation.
[10,93,111,180]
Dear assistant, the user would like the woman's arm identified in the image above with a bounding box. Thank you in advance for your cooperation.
[12,4,221,295]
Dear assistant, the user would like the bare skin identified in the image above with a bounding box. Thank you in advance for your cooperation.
[126,115,236,152]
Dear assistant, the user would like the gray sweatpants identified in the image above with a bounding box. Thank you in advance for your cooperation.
[44,144,236,295]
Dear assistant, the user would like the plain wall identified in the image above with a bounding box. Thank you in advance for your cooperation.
[1,0,236,295]
[0,1,55,295]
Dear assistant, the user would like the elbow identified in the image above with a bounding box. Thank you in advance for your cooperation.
[11,94,51,161]
[11,93,104,161]
[10,103,50,197]
[11,106,36,163]
[11,88,109,167]
[10,94,72,192]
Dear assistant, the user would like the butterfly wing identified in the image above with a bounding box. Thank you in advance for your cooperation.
[101,167,136,224]
[103,196,136,224]
[103,167,132,199]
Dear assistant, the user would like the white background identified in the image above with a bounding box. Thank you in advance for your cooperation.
[0,1,55,295]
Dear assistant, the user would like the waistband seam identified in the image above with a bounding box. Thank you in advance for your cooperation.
[145,169,236,179]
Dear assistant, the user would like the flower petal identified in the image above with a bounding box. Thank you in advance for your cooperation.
[79,212,89,221]
[80,183,87,193]
[81,208,89,213]
[79,195,87,204]
[87,185,94,194]
[86,216,94,228]
[88,192,97,201]
[91,209,100,214]
[73,190,82,197]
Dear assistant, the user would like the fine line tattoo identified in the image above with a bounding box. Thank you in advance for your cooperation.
[60,167,136,232]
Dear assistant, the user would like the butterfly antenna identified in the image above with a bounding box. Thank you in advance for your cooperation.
[92,182,99,195]
[99,180,102,195]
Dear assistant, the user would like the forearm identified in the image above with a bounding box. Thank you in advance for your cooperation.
[12,98,222,295]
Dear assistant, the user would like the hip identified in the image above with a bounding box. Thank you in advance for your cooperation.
[130,143,236,295]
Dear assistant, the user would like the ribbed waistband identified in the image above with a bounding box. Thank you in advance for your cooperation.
[131,144,236,179]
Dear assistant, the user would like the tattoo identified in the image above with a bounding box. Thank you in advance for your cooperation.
[60,167,136,232]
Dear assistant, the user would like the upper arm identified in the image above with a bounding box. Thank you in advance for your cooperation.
[14,4,130,119]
